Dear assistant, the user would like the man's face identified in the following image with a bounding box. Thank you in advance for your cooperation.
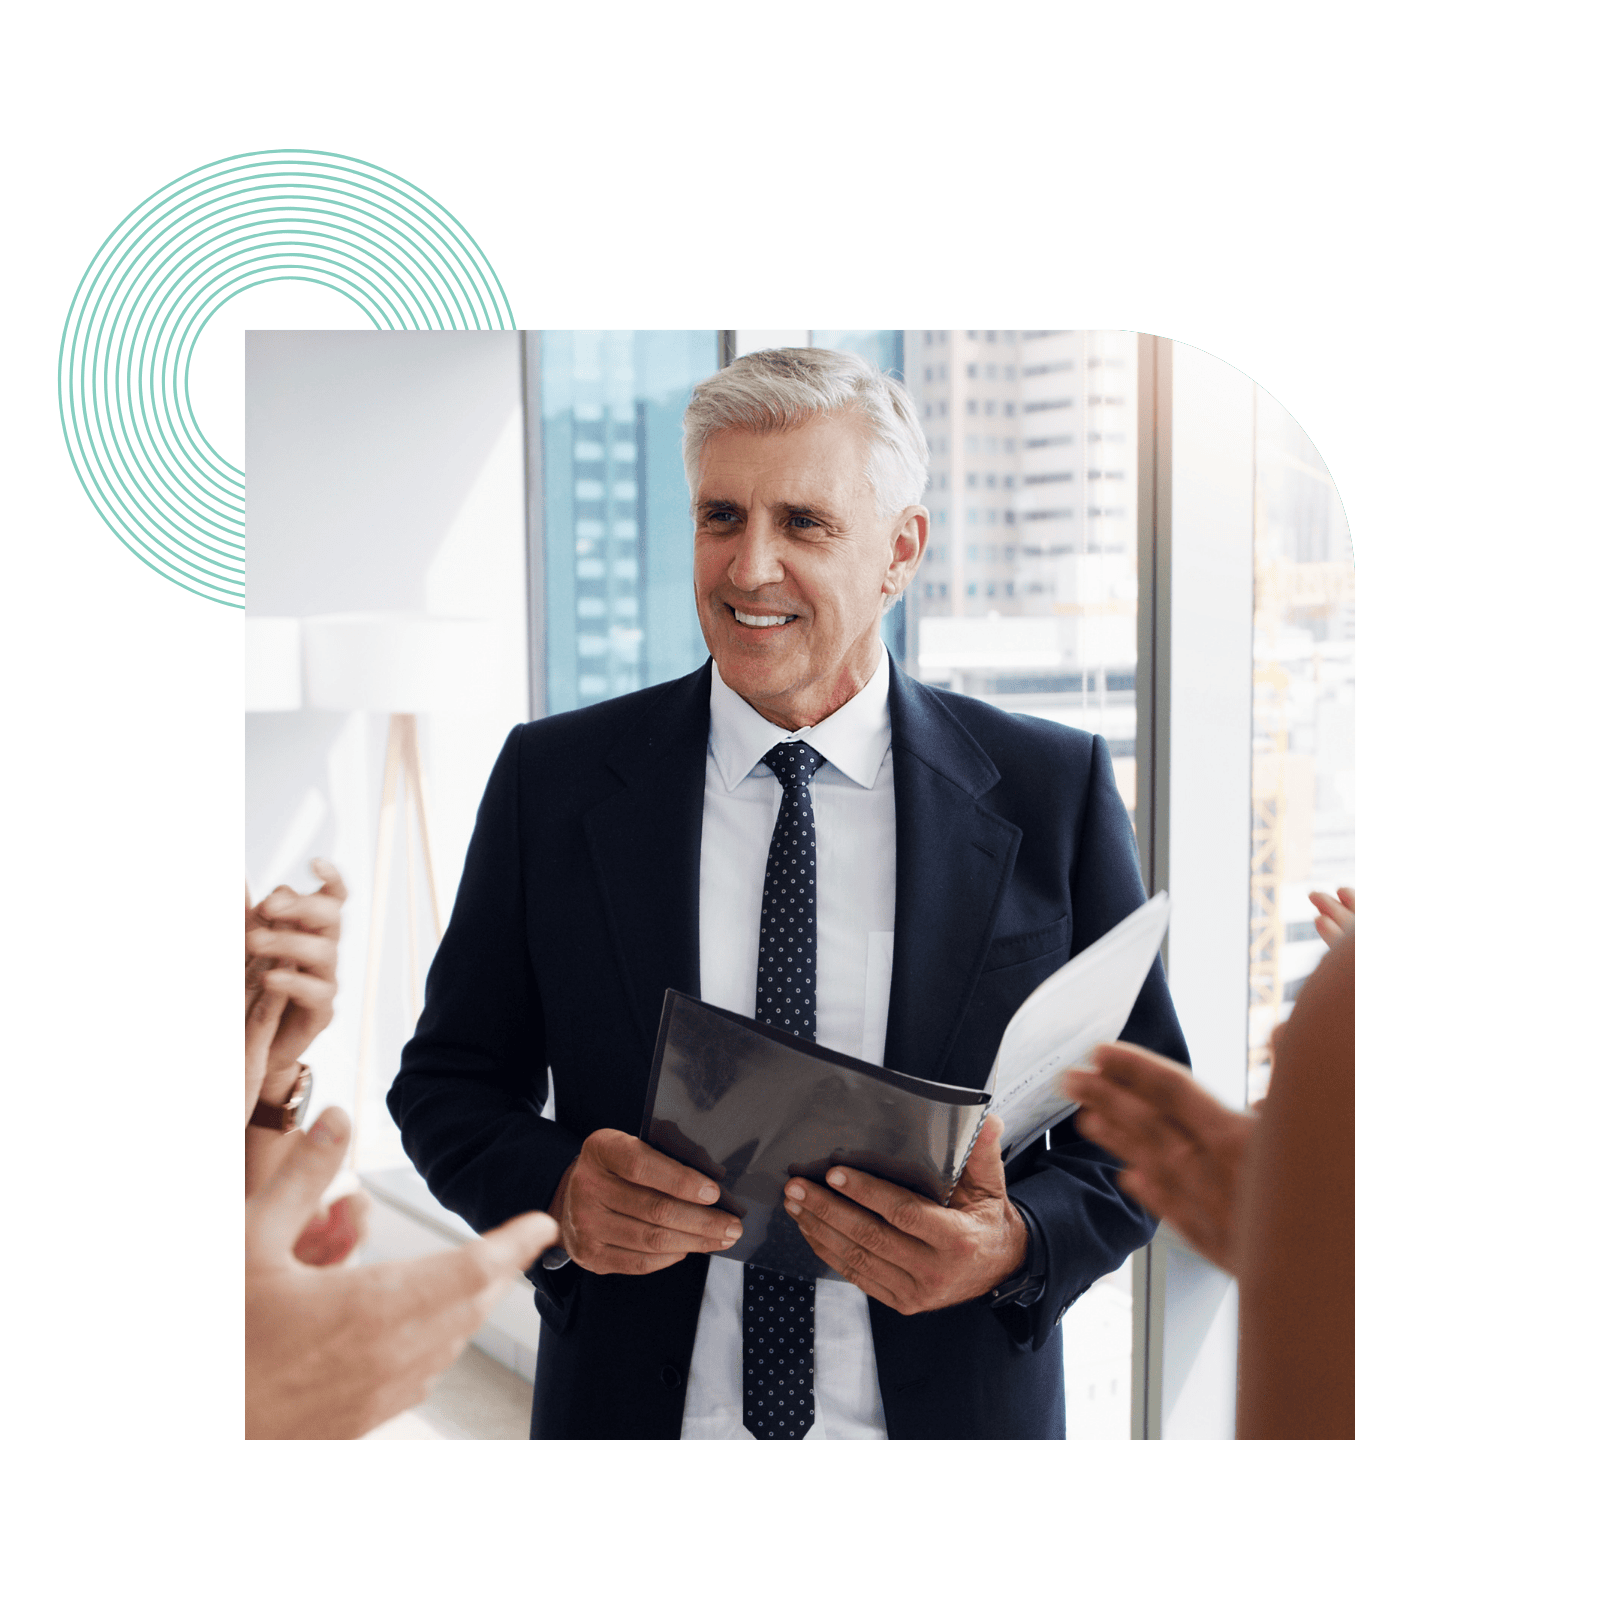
[693,414,926,731]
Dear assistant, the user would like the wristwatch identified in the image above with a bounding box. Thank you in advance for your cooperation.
[250,1064,313,1131]
[985,1202,1047,1309]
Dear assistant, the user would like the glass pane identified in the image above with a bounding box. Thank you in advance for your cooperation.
[906,329,1140,826]
[1248,387,1356,1102]
[539,331,719,713]
[903,329,1141,1438]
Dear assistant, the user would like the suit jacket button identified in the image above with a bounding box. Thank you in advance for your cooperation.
[660,1364,682,1389]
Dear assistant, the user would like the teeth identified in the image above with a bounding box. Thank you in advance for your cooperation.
[734,610,794,628]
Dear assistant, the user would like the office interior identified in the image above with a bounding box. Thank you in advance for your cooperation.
[245,329,1355,1440]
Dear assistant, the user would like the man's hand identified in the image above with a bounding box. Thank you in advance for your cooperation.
[1065,1042,1255,1275]
[1308,885,1355,949]
[783,1117,1029,1316]
[245,1105,558,1439]
[549,1128,744,1274]
[245,859,347,1111]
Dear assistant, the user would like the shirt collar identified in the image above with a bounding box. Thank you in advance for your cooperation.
[708,644,892,792]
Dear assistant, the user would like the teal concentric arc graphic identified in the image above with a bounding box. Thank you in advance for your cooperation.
[58,150,516,608]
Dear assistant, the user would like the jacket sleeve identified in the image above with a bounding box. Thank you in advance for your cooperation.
[997,732,1189,1350]
[386,724,585,1245]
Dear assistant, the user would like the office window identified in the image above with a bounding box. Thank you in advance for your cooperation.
[905,330,1144,1438]
[1247,386,1356,1102]
[538,331,719,713]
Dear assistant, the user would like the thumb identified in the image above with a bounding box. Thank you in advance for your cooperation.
[954,1116,1008,1207]
[248,1106,351,1258]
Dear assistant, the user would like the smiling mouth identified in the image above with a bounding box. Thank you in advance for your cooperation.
[730,606,798,629]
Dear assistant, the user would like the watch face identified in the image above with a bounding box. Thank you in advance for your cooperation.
[286,1069,312,1129]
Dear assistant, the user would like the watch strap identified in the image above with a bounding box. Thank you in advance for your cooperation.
[250,1064,312,1131]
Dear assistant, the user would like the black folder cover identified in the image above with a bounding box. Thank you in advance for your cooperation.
[640,990,991,1282]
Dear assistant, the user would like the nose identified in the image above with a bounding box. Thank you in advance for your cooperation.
[725,512,786,594]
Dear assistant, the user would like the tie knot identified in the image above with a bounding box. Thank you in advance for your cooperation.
[763,740,825,793]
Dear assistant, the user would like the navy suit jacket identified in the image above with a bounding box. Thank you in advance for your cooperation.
[388,658,1188,1438]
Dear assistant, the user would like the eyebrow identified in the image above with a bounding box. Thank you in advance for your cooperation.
[777,501,836,523]
[694,496,842,525]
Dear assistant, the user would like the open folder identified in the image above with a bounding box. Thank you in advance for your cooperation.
[640,890,1171,1281]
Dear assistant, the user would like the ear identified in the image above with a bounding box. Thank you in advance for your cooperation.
[883,505,929,601]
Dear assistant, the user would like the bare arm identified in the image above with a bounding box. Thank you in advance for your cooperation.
[1234,932,1355,1439]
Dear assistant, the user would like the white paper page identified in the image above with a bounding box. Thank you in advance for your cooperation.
[989,892,1172,1155]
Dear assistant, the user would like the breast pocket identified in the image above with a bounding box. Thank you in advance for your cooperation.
[981,910,1073,973]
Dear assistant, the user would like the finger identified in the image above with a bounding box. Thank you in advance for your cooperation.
[574,1243,690,1276]
[1308,890,1354,943]
[248,1108,351,1257]
[586,1154,743,1244]
[803,1166,937,1244]
[476,1209,561,1275]
[950,1116,1007,1206]
[260,968,337,1015]
[311,858,349,902]
[786,1176,930,1266]
[1071,1076,1201,1159]
[1084,1043,1236,1136]
[1066,1067,1164,1130]
[381,1213,557,1328]
[788,1204,919,1309]
[247,927,338,973]
[1073,1104,1160,1167]
[246,976,289,1039]
[1337,886,1355,912]
[592,1200,743,1256]
[592,1129,723,1207]
[260,893,343,938]
[1119,1169,1230,1270]
[335,1189,372,1249]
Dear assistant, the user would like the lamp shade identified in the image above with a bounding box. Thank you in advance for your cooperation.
[246,617,304,711]
[301,612,493,713]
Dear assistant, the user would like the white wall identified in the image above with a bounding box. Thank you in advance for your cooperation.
[246,332,528,1168]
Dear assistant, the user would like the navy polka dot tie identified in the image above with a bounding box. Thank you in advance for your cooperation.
[743,739,824,1440]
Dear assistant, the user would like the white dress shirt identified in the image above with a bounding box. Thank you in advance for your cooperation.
[679,646,896,1439]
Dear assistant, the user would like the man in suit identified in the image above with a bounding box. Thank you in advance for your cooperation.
[388,346,1188,1438]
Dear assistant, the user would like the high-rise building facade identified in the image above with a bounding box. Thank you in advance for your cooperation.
[904,330,1141,817]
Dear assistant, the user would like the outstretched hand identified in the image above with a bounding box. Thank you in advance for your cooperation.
[246,1105,557,1438]
[1066,1043,1255,1274]
[783,1117,1029,1315]
[1308,886,1355,949]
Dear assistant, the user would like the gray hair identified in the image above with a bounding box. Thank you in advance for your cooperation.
[681,346,929,521]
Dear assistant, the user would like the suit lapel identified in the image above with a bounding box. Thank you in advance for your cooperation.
[582,665,712,1057]
[883,663,1021,1090]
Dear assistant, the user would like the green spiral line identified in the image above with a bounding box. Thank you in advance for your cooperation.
[58,150,516,608]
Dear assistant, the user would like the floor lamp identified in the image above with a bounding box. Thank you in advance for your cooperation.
[303,612,488,1170]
